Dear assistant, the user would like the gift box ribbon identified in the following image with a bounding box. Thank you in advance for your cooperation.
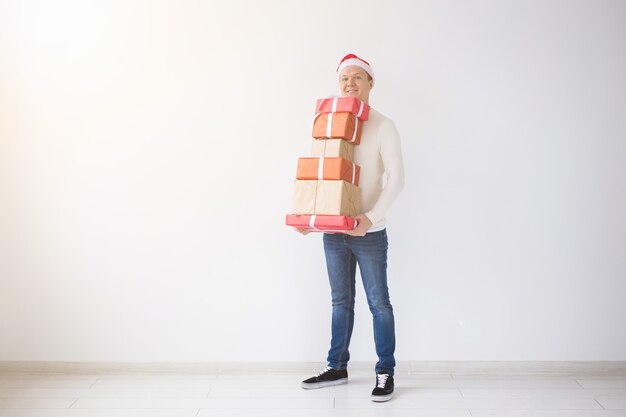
[308,214,319,230]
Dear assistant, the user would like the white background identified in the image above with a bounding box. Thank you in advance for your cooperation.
[0,0,625,362]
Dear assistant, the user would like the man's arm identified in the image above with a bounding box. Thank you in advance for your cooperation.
[348,119,405,236]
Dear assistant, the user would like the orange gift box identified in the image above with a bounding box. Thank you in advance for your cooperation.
[286,214,356,233]
[315,97,370,121]
[312,112,362,144]
[296,157,360,185]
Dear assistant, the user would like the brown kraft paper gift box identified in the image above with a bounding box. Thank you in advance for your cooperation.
[310,138,355,160]
[292,180,360,217]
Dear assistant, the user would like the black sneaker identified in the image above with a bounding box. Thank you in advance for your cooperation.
[371,373,394,402]
[301,366,348,389]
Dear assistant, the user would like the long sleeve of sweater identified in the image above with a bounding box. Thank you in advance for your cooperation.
[353,110,405,230]
[364,118,405,225]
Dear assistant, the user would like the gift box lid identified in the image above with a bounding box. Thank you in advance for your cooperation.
[315,97,370,121]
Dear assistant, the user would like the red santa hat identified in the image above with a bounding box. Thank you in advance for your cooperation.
[336,53,375,85]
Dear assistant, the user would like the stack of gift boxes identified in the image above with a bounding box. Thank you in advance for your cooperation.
[286,96,371,232]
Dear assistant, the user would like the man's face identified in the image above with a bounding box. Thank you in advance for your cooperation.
[339,66,373,103]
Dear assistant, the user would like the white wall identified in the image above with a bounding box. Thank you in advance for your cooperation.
[1,0,625,362]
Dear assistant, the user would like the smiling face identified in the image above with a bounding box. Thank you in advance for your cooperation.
[339,65,373,104]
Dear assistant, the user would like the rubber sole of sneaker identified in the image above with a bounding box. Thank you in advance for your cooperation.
[371,392,393,402]
[301,378,348,390]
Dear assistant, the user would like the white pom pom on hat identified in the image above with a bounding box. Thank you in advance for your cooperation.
[336,53,375,85]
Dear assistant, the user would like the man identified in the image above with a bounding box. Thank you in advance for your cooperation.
[295,53,405,402]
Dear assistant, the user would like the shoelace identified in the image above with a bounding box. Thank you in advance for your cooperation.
[316,366,333,377]
[376,373,389,388]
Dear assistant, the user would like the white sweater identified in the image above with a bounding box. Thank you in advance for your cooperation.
[354,108,405,232]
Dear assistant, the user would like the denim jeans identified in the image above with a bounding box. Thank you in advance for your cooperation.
[323,229,396,376]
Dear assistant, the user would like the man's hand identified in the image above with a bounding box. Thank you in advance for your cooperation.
[346,214,372,237]
[293,227,311,235]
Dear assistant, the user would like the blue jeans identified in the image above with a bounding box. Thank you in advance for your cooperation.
[323,229,396,376]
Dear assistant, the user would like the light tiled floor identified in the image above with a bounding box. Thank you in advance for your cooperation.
[0,362,625,417]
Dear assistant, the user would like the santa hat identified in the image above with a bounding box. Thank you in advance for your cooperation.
[336,53,375,85]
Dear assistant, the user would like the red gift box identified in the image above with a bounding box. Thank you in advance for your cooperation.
[286,214,356,233]
[315,97,370,121]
